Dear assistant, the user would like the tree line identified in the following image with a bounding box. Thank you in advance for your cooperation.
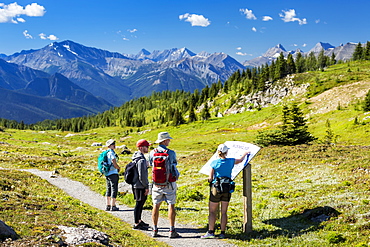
[1,44,369,132]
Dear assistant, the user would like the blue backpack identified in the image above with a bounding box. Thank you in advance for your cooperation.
[97,150,111,176]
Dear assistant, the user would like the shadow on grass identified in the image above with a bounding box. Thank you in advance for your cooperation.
[231,206,340,241]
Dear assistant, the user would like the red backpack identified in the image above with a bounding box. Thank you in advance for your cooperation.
[152,149,177,185]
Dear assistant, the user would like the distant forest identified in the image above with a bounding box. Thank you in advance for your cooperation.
[1,41,369,132]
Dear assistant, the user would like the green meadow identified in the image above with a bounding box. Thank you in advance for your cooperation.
[1,61,370,246]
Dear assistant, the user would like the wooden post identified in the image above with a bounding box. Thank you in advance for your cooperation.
[243,163,252,233]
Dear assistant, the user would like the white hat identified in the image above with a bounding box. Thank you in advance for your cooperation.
[155,132,173,143]
[106,139,116,147]
[217,144,229,153]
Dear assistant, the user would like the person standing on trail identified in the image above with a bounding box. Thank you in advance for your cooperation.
[149,132,181,238]
[132,139,151,230]
[201,144,249,239]
[105,139,120,211]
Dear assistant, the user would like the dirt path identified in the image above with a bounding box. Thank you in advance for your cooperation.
[24,169,235,247]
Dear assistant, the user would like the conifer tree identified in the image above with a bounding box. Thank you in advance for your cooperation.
[330,52,336,65]
[364,41,370,60]
[363,89,370,112]
[200,103,211,120]
[256,103,316,146]
[352,42,363,60]
[295,52,305,73]
[188,104,197,123]
[286,53,296,74]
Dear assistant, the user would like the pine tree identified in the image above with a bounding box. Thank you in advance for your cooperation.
[364,41,370,60]
[352,42,363,60]
[286,53,296,74]
[317,49,328,71]
[363,89,370,111]
[295,52,305,73]
[200,103,211,120]
[188,104,197,123]
[256,103,316,146]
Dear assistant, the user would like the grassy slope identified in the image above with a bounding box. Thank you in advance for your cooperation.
[1,61,370,246]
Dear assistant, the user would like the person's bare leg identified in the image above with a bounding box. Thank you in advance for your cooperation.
[152,202,161,226]
[220,201,230,231]
[208,201,219,231]
[168,204,176,227]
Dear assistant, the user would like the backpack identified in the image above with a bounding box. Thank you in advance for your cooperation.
[152,149,177,185]
[124,159,138,185]
[97,150,111,176]
[213,177,235,193]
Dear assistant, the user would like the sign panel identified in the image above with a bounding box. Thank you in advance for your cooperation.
[199,141,261,180]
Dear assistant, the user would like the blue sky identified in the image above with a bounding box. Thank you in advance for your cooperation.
[0,0,369,62]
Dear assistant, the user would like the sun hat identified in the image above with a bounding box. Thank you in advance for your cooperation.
[217,144,229,153]
[106,139,116,147]
[136,139,151,147]
[155,132,173,143]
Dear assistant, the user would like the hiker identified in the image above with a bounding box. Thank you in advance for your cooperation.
[149,132,181,238]
[201,144,249,239]
[132,139,151,230]
[105,139,121,211]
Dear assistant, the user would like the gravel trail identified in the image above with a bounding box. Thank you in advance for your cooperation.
[24,169,235,247]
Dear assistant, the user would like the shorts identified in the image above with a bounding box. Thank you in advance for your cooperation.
[132,188,147,202]
[152,182,177,205]
[209,186,231,203]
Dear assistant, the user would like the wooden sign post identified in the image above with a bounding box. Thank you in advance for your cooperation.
[242,163,252,233]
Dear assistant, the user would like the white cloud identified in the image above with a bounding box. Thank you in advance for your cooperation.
[23,30,33,39]
[236,52,252,56]
[39,33,58,40]
[315,19,320,24]
[179,13,210,27]
[123,37,129,41]
[236,47,242,50]
[302,43,307,47]
[252,27,257,32]
[0,2,45,23]
[279,9,307,25]
[262,16,273,21]
[127,28,137,33]
[240,8,257,20]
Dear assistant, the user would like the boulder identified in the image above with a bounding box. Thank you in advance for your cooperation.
[0,220,18,240]
[58,225,109,246]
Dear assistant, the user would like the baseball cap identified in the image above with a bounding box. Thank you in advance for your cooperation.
[217,144,229,153]
[136,139,151,147]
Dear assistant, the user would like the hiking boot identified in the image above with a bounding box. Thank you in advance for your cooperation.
[105,205,111,211]
[139,221,149,227]
[169,230,181,238]
[217,233,226,239]
[152,230,159,237]
[111,206,119,211]
[201,232,215,239]
[133,223,149,230]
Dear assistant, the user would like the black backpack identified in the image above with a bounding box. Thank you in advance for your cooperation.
[124,159,138,184]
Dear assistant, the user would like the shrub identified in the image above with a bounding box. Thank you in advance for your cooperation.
[326,232,346,244]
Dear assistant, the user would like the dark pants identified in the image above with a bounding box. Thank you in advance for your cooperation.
[133,188,147,223]
[106,174,119,198]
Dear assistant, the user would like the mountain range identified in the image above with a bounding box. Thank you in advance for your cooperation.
[0,40,358,124]
[4,40,245,106]
[243,42,357,67]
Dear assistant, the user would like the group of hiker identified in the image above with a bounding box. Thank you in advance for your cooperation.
[102,131,249,239]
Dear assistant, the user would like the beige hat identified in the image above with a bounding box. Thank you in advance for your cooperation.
[106,139,116,147]
[155,132,173,143]
[217,144,229,153]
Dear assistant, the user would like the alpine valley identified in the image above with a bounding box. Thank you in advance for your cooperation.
[0,40,357,123]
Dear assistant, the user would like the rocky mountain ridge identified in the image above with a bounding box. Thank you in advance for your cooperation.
[244,42,357,67]
[5,40,245,106]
